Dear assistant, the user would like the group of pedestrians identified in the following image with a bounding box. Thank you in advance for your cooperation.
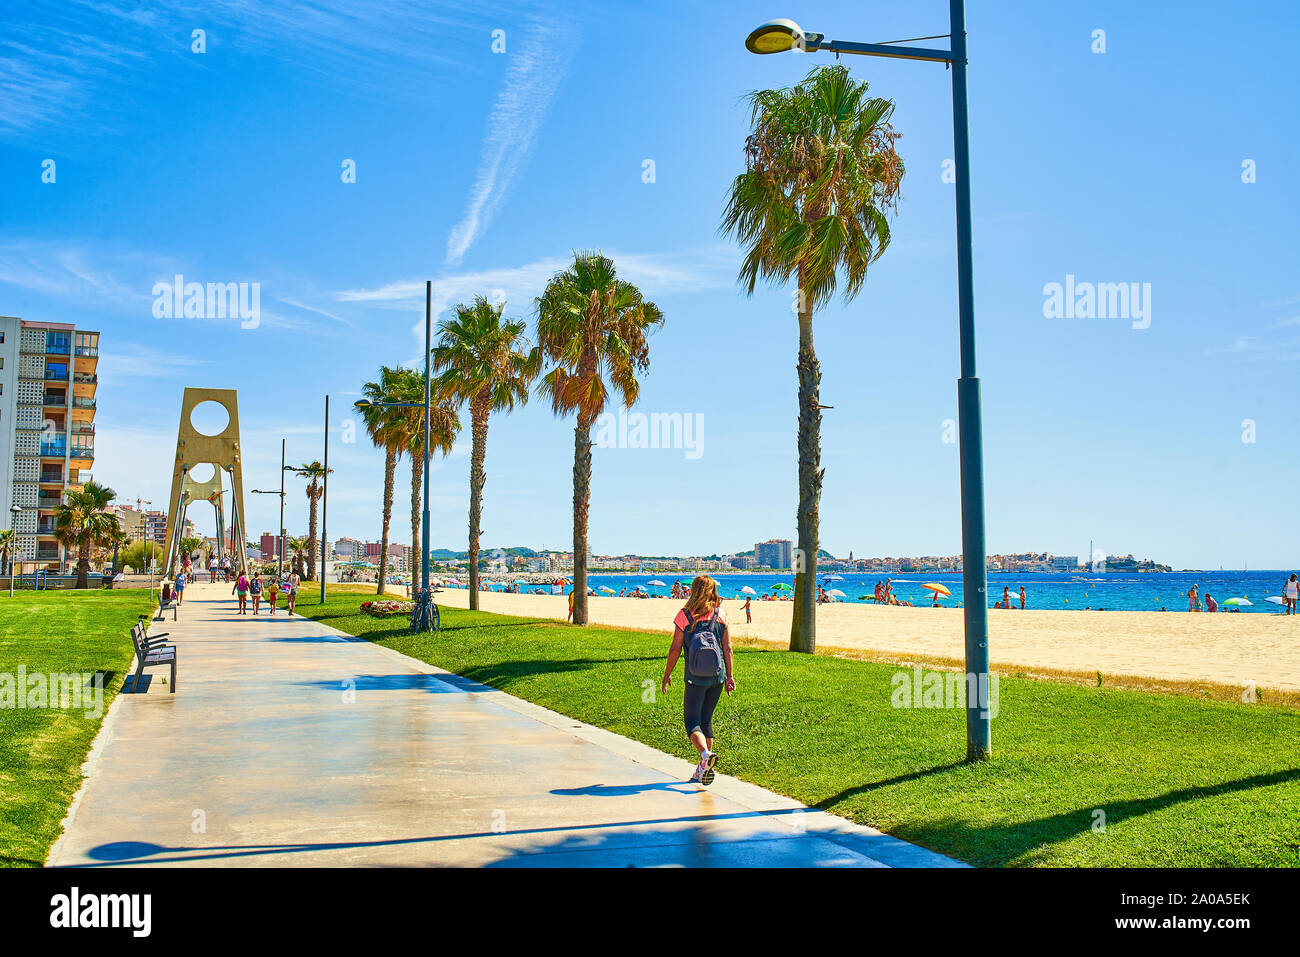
[231,570,300,615]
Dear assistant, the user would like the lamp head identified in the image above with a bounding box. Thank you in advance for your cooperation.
[745,18,819,54]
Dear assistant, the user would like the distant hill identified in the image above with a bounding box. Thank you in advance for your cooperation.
[428,546,537,560]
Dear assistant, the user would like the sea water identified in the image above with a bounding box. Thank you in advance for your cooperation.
[566,570,1298,613]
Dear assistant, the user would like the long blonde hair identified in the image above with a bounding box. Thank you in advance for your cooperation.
[683,575,720,619]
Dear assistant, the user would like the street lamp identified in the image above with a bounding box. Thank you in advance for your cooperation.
[745,1,993,760]
[354,280,437,633]
[8,503,21,598]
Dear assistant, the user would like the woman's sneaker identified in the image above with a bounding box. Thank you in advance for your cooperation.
[700,749,717,786]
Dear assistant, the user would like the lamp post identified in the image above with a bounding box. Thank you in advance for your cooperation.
[251,457,290,579]
[320,395,329,604]
[355,280,436,632]
[8,503,21,598]
[745,1,992,760]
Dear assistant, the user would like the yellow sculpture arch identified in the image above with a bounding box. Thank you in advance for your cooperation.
[162,388,249,576]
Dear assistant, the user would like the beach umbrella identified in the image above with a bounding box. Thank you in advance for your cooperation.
[740,585,757,596]
[597,585,616,593]
[647,579,666,587]
[822,574,844,582]
[771,583,791,591]
[1221,597,1252,606]
[1265,596,1286,605]
[826,588,846,598]
[922,583,952,597]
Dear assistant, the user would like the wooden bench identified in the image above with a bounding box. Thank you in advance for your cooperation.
[129,618,176,693]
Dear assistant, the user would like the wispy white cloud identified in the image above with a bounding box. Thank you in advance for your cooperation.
[0,1,527,143]
[338,245,737,314]
[96,342,211,380]
[444,16,580,266]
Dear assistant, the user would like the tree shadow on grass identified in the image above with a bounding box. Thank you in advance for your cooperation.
[450,656,664,688]
[820,764,1300,866]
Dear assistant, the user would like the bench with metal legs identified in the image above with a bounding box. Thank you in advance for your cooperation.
[129,618,176,692]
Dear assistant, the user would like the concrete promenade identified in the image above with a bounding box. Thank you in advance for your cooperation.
[48,584,962,868]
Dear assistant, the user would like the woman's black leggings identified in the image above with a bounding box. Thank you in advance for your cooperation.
[683,681,723,740]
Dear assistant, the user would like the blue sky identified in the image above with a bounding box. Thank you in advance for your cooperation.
[1,0,1297,569]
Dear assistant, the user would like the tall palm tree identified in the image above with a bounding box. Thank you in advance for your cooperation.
[721,63,903,653]
[286,536,308,579]
[358,367,405,596]
[54,480,122,588]
[0,528,16,584]
[292,460,333,581]
[534,251,663,625]
[385,367,460,590]
[433,295,536,609]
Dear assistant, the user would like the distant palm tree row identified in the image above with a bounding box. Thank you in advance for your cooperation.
[357,250,662,623]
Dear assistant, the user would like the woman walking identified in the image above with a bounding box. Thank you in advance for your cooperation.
[285,571,300,615]
[249,574,263,615]
[1284,573,1299,615]
[661,575,735,786]
[232,569,249,614]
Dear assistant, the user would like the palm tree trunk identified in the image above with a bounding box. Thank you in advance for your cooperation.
[791,277,821,654]
[572,418,593,625]
[77,532,90,589]
[307,482,319,581]
[377,447,396,596]
[410,452,423,593]
[467,398,489,611]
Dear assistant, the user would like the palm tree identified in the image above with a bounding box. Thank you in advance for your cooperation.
[388,367,460,591]
[0,528,16,584]
[286,536,308,579]
[179,536,203,569]
[534,251,663,625]
[721,64,903,653]
[358,367,405,596]
[433,295,536,609]
[54,480,122,588]
[291,460,333,581]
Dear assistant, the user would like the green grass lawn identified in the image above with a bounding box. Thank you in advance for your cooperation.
[298,588,1300,867]
[0,588,155,867]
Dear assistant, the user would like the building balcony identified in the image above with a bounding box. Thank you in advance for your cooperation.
[70,423,94,436]
[44,370,69,381]
[72,397,96,410]
[70,446,94,461]
[36,523,58,536]
[75,345,98,357]
[45,343,71,355]
[43,395,67,407]
[40,442,66,458]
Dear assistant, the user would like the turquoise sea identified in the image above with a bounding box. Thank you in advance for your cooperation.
[563,570,1300,613]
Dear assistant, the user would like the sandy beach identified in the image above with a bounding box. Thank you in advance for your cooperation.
[431,589,1300,694]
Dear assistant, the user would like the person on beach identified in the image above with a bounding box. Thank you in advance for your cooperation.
[232,569,249,613]
[884,579,894,604]
[1205,592,1218,614]
[1188,584,1201,612]
[566,588,575,622]
[742,596,752,623]
[661,575,735,787]
[1284,574,1299,615]
[249,574,263,614]
[1001,586,1012,609]
[266,578,279,615]
[874,581,883,603]
[285,571,299,614]
[1019,586,1027,610]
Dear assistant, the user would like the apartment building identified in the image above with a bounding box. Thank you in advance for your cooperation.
[0,317,99,573]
